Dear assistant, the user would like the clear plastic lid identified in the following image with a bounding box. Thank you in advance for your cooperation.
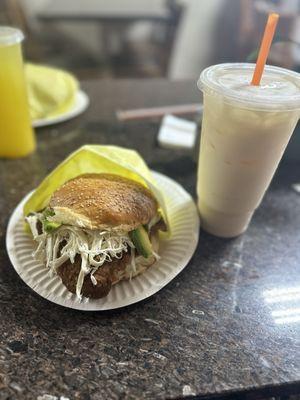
[198,63,300,111]
[0,26,24,46]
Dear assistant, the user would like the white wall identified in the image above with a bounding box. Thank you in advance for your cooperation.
[168,0,224,79]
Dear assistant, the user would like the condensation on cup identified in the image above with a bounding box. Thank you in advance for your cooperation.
[197,63,300,238]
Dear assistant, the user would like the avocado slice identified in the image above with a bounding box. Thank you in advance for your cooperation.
[41,208,61,233]
[130,225,153,258]
[43,208,55,218]
[43,220,61,233]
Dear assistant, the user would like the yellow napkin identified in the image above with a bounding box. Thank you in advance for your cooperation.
[23,145,169,232]
[25,63,78,121]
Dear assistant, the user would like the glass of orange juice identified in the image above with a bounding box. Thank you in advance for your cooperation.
[0,27,36,158]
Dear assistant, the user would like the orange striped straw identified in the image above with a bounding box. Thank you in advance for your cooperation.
[251,13,279,86]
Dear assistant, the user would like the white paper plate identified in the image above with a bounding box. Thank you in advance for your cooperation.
[32,90,89,128]
[6,171,199,311]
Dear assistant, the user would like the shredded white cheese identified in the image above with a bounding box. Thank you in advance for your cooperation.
[26,213,135,300]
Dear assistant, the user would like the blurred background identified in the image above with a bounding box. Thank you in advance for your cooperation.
[1,0,300,80]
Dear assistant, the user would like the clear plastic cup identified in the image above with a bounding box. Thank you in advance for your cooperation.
[0,27,36,158]
[197,63,300,238]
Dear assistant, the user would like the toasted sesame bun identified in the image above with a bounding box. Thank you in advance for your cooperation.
[49,173,158,231]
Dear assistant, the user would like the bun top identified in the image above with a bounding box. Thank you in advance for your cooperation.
[49,173,158,231]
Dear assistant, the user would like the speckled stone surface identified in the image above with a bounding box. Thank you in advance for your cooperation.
[0,79,300,400]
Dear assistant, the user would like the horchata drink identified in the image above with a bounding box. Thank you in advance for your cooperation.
[197,63,300,237]
[0,27,35,158]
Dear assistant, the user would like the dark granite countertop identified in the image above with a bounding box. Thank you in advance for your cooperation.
[0,79,300,400]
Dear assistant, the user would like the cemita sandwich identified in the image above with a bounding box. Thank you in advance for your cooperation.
[24,146,169,300]
[26,173,166,299]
